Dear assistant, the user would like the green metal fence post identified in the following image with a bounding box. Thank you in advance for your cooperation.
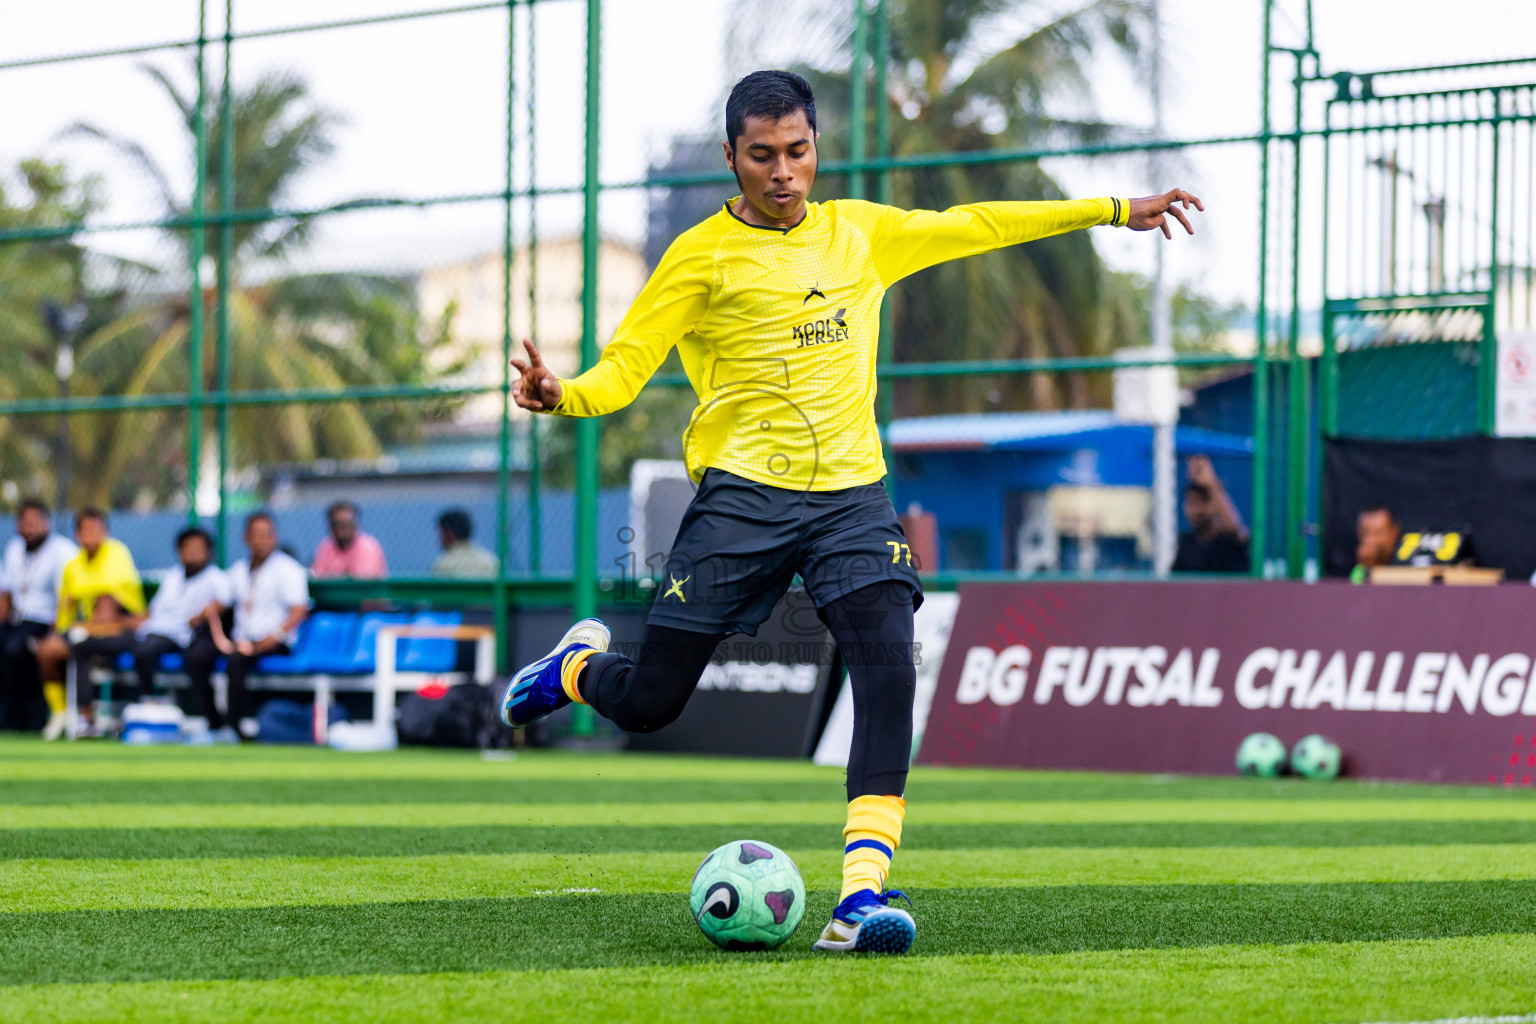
[527,0,541,576]
[1286,52,1307,578]
[1317,99,1337,560]
[572,0,603,735]
[1251,0,1272,577]
[495,0,515,673]
[1481,98,1502,434]
[849,0,867,201]
[1319,101,1337,437]
[215,0,234,562]
[186,0,209,523]
[874,0,894,446]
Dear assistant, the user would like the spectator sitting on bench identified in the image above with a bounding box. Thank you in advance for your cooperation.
[36,509,145,730]
[430,508,499,578]
[72,527,232,707]
[0,498,77,737]
[1351,505,1402,583]
[310,501,387,579]
[186,511,309,743]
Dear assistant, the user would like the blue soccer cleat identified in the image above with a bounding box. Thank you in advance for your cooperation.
[813,888,915,953]
[500,617,611,728]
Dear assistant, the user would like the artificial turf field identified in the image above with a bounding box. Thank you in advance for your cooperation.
[3,737,1536,1023]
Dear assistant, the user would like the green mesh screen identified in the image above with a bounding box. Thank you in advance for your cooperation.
[1334,340,1480,440]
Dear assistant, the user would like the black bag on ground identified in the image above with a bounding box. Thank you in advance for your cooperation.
[397,682,508,748]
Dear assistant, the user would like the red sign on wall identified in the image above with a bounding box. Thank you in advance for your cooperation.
[918,581,1536,784]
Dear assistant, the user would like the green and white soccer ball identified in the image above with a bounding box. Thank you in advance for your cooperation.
[1291,733,1342,779]
[689,839,805,951]
[1236,732,1289,777]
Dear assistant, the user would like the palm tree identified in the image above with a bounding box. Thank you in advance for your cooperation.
[729,0,1153,415]
[0,159,113,505]
[60,64,466,508]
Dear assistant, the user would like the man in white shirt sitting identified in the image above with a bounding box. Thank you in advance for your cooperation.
[0,498,78,733]
[186,512,309,741]
[70,527,231,704]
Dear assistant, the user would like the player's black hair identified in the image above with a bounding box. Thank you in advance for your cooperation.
[17,496,50,518]
[327,500,359,521]
[75,507,108,528]
[244,510,276,533]
[725,70,817,147]
[437,508,473,542]
[1184,483,1212,501]
[176,526,213,550]
[1359,503,1396,520]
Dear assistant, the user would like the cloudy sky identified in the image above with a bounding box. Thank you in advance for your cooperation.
[5,0,1533,314]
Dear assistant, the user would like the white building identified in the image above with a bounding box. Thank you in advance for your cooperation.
[417,236,650,421]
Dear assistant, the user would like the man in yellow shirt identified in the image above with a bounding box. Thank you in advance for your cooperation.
[501,70,1203,953]
[36,508,146,729]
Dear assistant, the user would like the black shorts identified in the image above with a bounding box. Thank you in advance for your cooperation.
[647,468,924,636]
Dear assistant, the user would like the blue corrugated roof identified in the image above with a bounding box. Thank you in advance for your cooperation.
[885,410,1252,456]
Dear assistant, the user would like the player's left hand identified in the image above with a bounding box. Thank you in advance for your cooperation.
[1128,188,1204,238]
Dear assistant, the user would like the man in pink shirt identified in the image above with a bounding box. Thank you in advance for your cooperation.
[310,501,388,579]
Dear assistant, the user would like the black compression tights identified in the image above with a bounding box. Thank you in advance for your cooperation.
[577,580,917,800]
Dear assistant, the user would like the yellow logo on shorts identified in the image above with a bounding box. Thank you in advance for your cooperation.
[664,574,691,601]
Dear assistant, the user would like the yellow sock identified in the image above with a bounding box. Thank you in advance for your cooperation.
[560,648,597,705]
[840,794,905,900]
[43,682,65,714]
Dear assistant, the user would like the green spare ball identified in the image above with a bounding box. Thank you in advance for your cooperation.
[1236,732,1288,777]
[1291,734,1342,780]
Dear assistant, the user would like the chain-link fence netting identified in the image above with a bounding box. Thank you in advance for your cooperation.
[3,0,1533,591]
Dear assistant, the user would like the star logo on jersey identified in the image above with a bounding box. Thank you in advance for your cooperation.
[664,573,691,601]
[802,284,827,305]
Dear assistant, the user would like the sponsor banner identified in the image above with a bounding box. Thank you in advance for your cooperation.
[626,589,836,758]
[919,581,1536,783]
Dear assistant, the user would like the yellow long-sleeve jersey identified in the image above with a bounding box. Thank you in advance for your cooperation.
[549,196,1131,490]
[56,537,145,631]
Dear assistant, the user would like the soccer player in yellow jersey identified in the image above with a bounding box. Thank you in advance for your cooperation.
[503,70,1203,953]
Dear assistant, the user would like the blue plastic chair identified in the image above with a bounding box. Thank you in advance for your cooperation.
[346,612,410,674]
[257,613,358,674]
[256,618,313,674]
[118,650,184,671]
[397,610,462,673]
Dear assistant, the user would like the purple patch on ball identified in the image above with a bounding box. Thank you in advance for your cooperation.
[738,842,775,864]
[764,888,795,925]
